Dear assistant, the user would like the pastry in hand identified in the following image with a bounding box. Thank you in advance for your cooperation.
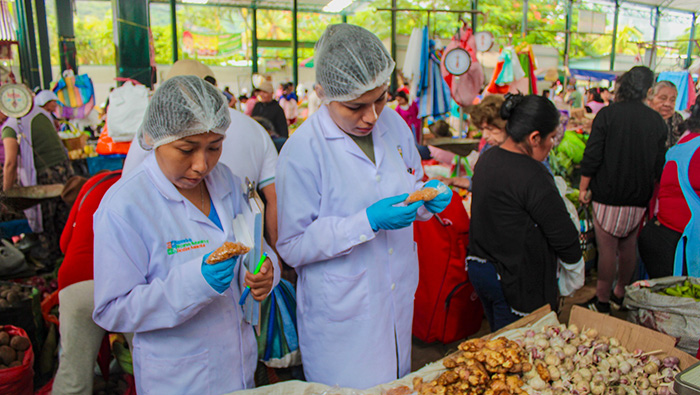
[405,188,439,204]
[205,242,250,264]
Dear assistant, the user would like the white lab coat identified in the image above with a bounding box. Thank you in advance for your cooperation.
[276,105,430,389]
[93,153,279,394]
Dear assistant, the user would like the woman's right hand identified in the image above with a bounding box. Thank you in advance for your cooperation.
[579,189,592,205]
[201,252,238,294]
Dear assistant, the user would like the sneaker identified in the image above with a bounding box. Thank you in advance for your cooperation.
[610,293,627,311]
[580,296,610,314]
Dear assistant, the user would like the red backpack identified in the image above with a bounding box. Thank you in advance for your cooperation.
[413,193,484,343]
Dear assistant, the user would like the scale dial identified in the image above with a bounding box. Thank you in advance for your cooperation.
[474,31,495,52]
[443,47,472,76]
[0,84,33,118]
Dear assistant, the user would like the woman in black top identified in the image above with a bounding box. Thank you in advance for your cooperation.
[579,66,666,313]
[468,94,581,331]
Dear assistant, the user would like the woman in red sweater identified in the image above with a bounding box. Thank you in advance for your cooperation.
[53,170,122,395]
[639,103,700,278]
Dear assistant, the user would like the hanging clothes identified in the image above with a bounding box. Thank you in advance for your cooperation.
[417,27,451,121]
[52,70,96,120]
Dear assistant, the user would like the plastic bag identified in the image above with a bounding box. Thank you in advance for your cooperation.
[96,127,131,156]
[106,82,149,143]
[558,257,585,297]
[256,279,301,368]
[0,325,35,395]
[625,276,700,356]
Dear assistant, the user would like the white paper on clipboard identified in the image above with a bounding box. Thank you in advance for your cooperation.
[232,177,264,329]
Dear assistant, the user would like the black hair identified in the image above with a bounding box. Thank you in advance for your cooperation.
[680,103,700,134]
[500,93,560,143]
[253,116,278,137]
[543,89,550,95]
[204,76,217,86]
[587,88,603,103]
[614,66,654,103]
[395,91,409,101]
[428,120,451,138]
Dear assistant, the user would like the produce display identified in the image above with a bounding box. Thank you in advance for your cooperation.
[656,279,700,301]
[413,337,530,394]
[0,326,30,369]
[409,322,682,395]
[0,283,32,308]
[520,324,680,394]
[20,276,57,301]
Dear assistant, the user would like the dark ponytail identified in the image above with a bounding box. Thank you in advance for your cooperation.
[500,93,560,143]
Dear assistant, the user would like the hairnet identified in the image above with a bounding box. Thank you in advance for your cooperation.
[35,90,59,106]
[138,75,231,150]
[315,24,395,103]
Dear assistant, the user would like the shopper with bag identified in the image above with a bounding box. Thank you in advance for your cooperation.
[275,24,451,389]
[579,66,667,313]
[92,76,279,394]
[53,170,122,395]
[468,94,581,331]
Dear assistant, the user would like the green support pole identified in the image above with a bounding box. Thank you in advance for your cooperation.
[390,0,397,93]
[252,7,258,74]
[522,0,528,37]
[563,0,572,72]
[562,0,573,90]
[112,0,152,88]
[170,0,178,63]
[610,0,619,71]
[650,7,660,69]
[292,0,298,86]
[471,0,477,32]
[685,13,696,70]
[35,0,52,89]
[341,14,347,23]
[14,0,30,85]
[56,0,77,73]
[17,0,41,89]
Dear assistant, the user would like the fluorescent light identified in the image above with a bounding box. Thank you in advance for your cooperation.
[323,0,353,13]
[182,0,208,4]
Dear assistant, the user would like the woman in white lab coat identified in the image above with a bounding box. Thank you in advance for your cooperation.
[276,24,452,389]
[92,76,279,395]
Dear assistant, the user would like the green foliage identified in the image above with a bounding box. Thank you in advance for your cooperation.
[40,0,693,68]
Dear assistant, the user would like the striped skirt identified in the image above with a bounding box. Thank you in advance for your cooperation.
[592,202,646,238]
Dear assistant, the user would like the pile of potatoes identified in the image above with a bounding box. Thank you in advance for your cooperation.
[0,283,31,308]
[0,326,30,369]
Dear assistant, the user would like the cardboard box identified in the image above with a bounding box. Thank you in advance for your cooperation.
[488,304,698,370]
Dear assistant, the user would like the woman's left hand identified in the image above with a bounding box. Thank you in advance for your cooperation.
[423,179,453,214]
[245,258,274,301]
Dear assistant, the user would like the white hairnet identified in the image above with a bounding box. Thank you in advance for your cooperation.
[315,24,395,103]
[35,90,59,106]
[138,75,230,150]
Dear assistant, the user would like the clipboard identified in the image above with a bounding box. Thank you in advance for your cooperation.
[232,177,264,330]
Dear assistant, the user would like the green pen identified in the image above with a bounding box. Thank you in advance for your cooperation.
[239,252,268,305]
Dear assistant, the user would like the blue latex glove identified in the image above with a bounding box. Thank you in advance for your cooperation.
[366,194,424,232]
[423,179,453,214]
[201,252,238,294]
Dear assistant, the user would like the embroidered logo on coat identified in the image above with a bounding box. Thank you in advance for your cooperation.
[166,238,208,255]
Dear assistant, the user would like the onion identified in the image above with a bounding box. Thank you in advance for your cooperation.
[662,356,679,368]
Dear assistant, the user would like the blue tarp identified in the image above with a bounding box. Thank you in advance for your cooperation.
[569,69,619,81]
